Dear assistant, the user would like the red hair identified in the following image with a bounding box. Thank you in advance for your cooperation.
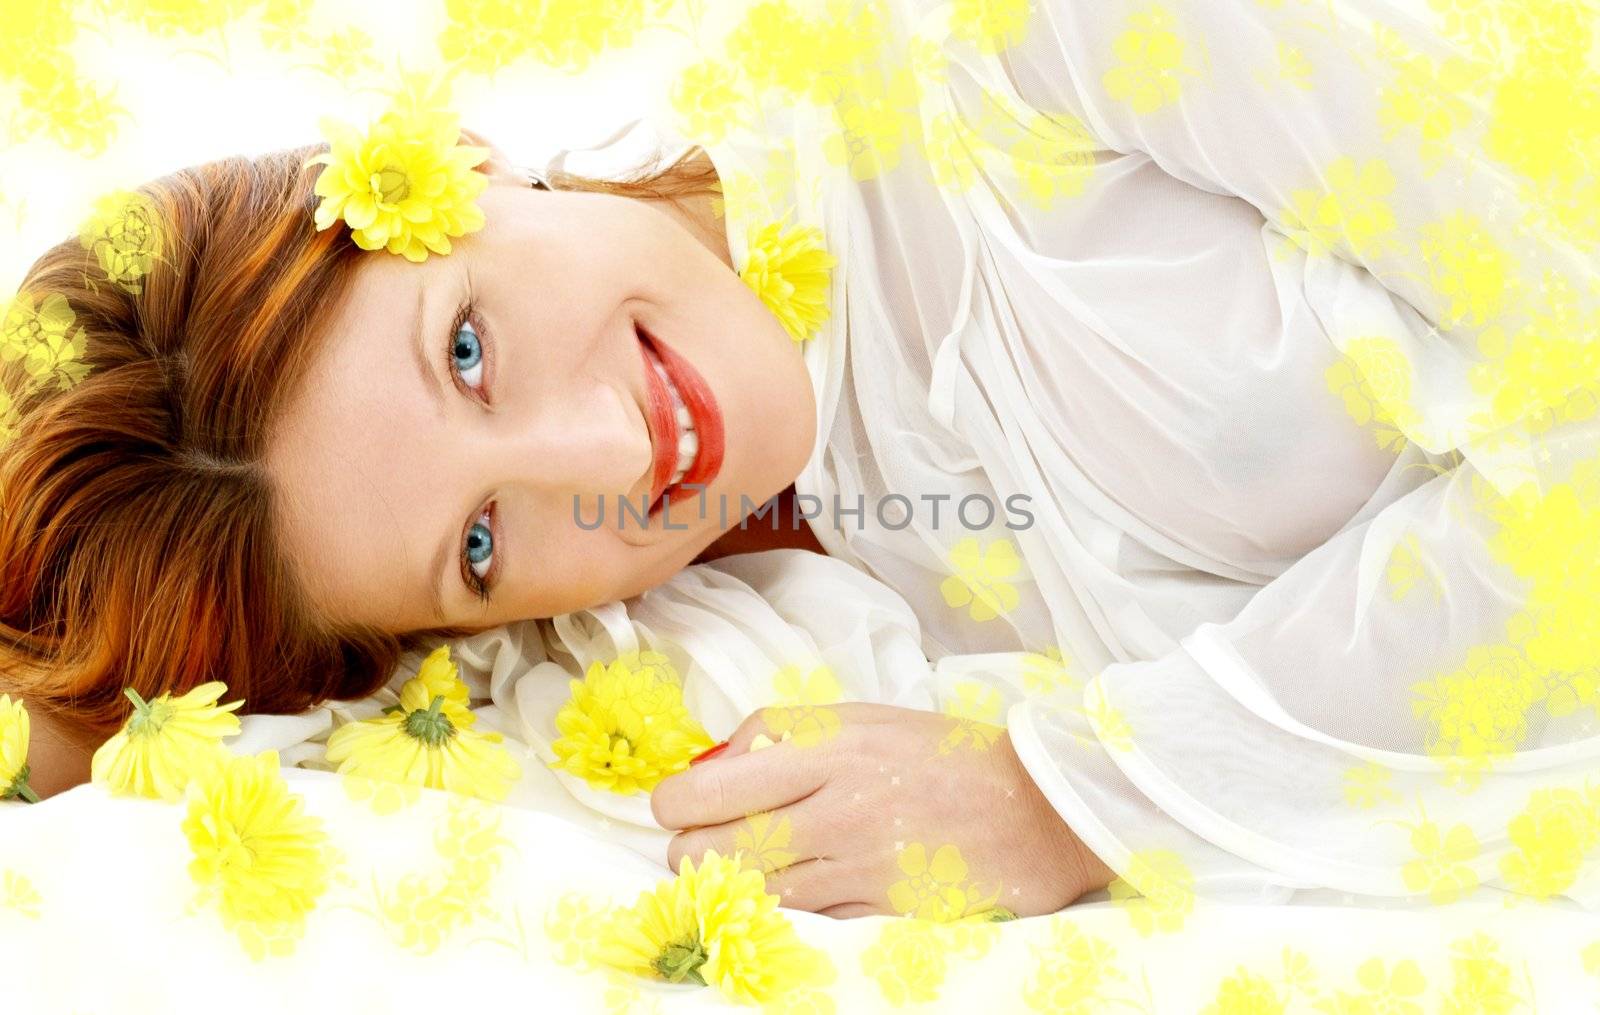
[0,138,720,740]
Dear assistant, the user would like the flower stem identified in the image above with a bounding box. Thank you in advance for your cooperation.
[4,764,39,803]
[402,694,456,746]
[654,935,709,985]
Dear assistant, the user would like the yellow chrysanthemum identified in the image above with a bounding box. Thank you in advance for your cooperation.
[548,656,715,795]
[597,849,832,1005]
[739,207,837,343]
[90,682,244,801]
[597,857,702,983]
[402,643,477,727]
[324,662,520,802]
[303,71,489,263]
[182,749,331,953]
[0,695,39,803]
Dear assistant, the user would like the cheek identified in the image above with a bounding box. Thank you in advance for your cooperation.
[546,540,685,613]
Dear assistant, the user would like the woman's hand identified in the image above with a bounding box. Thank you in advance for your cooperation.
[649,701,1118,919]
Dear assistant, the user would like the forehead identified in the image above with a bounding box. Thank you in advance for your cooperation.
[264,254,434,625]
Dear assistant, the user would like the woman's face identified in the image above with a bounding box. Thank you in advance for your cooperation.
[265,131,817,633]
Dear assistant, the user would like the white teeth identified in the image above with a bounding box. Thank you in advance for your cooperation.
[647,342,699,495]
[650,356,696,436]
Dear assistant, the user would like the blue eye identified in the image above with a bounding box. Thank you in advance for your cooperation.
[464,507,493,602]
[450,313,485,390]
[446,302,495,603]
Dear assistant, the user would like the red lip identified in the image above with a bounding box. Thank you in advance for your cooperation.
[637,325,725,514]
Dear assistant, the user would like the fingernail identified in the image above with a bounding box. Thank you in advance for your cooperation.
[690,740,729,765]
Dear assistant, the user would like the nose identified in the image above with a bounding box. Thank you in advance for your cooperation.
[501,377,652,501]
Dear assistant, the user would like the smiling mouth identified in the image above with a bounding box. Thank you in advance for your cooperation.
[637,324,725,514]
[646,343,698,487]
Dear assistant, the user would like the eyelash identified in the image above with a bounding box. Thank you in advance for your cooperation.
[446,299,497,604]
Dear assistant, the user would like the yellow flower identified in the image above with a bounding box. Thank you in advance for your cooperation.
[597,849,832,1005]
[303,70,489,263]
[546,890,615,972]
[0,289,90,395]
[937,681,1005,754]
[1201,968,1285,1015]
[548,656,714,795]
[739,208,837,343]
[76,187,165,296]
[379,797,512,954]
[324,665,520,802]
[90,682,244,801]
[1021,645,1075,695]
[1,870,42,919]
[771,662,843,705]
[761,702,841,748]
[1443,931,1523,1013]
[1399,816,1481,905]
[940,536,1023,622]
[0,695,39,803]
[1023,915,1122,1013]
[885,842,999,921]
[861,917,948,1005]
[405,643,477,728]
[1498,786,1599,899]
[1107,848,1196,935]
[597,858,702,984]
[182,749,331,960]
[1280,156,1399,261]
[732,810,799,873]
[1101,7,1197,115]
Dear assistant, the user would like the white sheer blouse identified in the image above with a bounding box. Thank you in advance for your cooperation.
[243,0,1600,913]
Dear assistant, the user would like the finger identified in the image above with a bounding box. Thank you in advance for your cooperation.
[666,793,835,875]
[651,725,831,830]
[763,856,857,914]
[722,702,907,756]
[722,705,801,754]
[817,901,880,919]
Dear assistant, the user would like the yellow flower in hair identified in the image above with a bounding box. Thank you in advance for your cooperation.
[596,849,833,1004]
[0,695,39,803]
[182,749,331,960]
[739,207,837,342]
[91,682,244,801]
[324,656,520,802]
[548,655,715,795]
[303,71,490,263]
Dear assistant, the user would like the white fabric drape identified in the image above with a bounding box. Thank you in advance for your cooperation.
[240,0,1600,913]
[682,0,1600,910]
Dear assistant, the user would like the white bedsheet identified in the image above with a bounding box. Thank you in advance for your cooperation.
[7,550,1592,1012]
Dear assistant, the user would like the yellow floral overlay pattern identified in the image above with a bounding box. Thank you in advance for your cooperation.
[940,536,1024,623]
[1,0,1599,1007]
[763,661,844,748]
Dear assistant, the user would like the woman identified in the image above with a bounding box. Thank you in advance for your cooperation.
[5,0,1599,919]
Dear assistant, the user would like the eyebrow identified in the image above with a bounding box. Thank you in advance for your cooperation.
[410,284,451,626]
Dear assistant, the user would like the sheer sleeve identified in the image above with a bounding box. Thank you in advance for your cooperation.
[968,0,1600,912]
[977,0,1599,434]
